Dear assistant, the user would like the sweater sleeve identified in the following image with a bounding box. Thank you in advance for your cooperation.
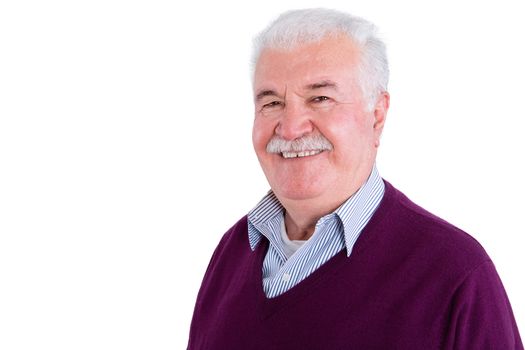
[444,260,523,350]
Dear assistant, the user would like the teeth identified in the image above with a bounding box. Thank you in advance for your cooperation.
[282,150,323,159]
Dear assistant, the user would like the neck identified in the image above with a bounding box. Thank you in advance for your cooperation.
[283,205,325,241]
[279,164,375,241]
[280,188,354,241]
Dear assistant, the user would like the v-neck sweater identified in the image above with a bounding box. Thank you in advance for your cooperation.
[188,181,523,349]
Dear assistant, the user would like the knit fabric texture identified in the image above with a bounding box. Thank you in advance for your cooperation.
[188,181,523,349]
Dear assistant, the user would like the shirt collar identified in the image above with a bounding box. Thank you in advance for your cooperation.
[247,164,385,256]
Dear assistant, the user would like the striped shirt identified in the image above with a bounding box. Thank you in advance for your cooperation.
[247,165,385,298]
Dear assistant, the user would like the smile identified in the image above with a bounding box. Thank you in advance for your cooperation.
[281,150,324,159]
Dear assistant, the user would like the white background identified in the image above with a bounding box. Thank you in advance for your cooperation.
[1,0,524,349]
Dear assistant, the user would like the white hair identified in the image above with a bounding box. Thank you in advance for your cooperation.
[252,8,389,110]
[266,134,333,154]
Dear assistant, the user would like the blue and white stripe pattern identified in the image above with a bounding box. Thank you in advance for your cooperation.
[248,165,385,298]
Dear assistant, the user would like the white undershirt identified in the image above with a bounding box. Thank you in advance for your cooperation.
[280,219,307,259]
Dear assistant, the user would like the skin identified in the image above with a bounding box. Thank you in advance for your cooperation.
[252,34,390,241]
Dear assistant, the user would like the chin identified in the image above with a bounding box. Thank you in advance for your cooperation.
[273,182,326,202]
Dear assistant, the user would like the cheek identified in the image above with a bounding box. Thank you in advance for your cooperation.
[319,113,375,160]
[329,110,374,138]
[252,117,275,152]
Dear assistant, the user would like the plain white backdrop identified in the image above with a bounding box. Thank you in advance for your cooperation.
[1,0,524,349]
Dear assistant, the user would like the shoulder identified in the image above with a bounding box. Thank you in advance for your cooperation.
[446,259,523,348]
[380,181,491,280]
[195,216,251,293]
[210,216,250,263]
[219,215,249,244]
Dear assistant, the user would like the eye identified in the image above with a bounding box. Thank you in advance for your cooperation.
[264,101,282,107]
[310,96,331,103]
[261,101,284,110]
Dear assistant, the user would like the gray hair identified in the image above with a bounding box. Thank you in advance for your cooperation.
[252,8,389,110]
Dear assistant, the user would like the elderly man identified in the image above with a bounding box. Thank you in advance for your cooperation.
[188,8,523,349]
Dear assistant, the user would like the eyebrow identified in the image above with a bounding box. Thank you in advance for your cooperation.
[255,89,280,102]
[306,80,339,91]
[254,80,338,102]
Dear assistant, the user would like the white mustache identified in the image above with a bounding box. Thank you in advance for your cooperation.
[266,134,333,153]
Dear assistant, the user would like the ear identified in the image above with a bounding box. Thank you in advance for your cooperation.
[372,92,390,146]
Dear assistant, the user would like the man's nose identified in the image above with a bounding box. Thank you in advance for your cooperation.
[274,102,314,141]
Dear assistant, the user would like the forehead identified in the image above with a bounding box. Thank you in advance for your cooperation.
[253,35,361,91]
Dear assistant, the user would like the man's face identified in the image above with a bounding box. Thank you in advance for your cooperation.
[252,35,388,207]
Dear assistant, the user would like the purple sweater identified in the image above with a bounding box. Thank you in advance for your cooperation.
[188,181,523,349]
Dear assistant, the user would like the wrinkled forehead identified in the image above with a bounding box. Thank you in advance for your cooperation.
[254,32,360,66]
[253,35,362,91]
